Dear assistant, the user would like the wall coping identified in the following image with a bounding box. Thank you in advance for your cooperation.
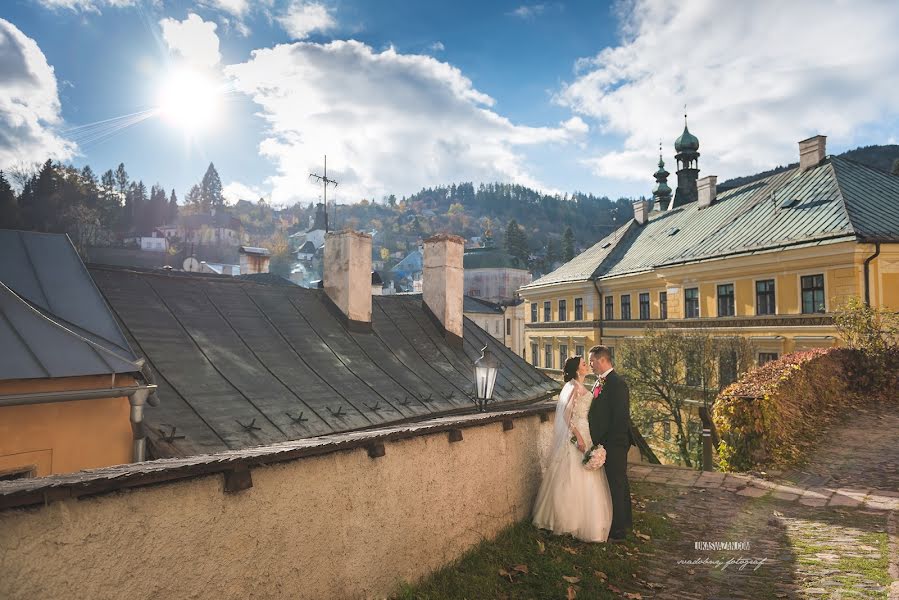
[0,401,556,511]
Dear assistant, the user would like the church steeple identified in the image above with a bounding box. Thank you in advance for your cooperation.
[672,111,700,209]
[652,141,672,210]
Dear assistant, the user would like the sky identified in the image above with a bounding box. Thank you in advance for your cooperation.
[2,0,899,206]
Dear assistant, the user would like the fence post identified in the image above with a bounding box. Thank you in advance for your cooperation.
[702,427,714,471]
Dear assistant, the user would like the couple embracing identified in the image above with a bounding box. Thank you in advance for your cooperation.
[532,345,634,543]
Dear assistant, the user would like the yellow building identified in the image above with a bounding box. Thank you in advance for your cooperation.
[0,230,155,479]
[520,133,899,374]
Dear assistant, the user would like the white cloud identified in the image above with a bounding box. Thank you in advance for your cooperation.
[159,14,221,68]
[429,41,445,52]
[0,19,75,170]
[225,40,583,203]
[198,0,250,18]
[509,4,545,19]
[277,1,336,40]
[557,0,899,182]
[223,181,265,203]
[31,0,136,12]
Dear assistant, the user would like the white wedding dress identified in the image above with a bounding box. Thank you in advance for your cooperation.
[532,381,613,542]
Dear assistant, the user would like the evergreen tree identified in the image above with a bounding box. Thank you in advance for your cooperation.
[200,162,224,210]
[0,171,18,229]
[148,184,167,229]
[19,160,59,231]
[100,169,115,194]
[185,184,203,210]
[562,226,575,262]
[545,238,559,269]
[114,163,129,198]
[167,189,179,225]
[504,219,528,264]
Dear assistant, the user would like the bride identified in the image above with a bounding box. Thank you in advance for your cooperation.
[532,355,613,542]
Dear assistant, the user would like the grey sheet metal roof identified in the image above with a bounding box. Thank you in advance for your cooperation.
[463,295,504,314]
[0,230,140,381]
[88,266,557,458]
[526,156,898,288]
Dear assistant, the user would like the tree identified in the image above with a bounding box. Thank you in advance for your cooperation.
[200,162,224,210]
[0,171,18,229]
[618,329,754,467]
[504,219,528,264]
[562,226,575,262]
[167,189,179,225]
[114,163,129,199]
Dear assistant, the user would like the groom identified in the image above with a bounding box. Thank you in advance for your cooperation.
[587,345,633,541]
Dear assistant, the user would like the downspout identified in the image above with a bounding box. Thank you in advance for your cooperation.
[592,278,604,343]
[863,241,881,306]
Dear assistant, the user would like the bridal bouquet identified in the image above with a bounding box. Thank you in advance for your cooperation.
[582,443,607,471]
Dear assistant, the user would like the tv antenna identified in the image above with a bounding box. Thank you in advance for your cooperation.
[309,155,338,232]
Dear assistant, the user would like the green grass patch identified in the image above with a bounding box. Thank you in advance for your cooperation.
[394,491,676,599]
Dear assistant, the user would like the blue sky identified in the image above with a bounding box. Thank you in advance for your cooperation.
[2,0,899,206]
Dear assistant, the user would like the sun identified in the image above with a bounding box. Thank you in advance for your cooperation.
[157,68,222,133]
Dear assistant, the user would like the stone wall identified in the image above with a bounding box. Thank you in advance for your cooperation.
[0,408,556,599]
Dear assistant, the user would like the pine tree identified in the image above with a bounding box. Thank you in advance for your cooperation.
[200,162,224,210]
[167,189,179,225]
[504,219,528,264]
[0,171,18,229]
[562,226,575,262]
[114,163,129,198]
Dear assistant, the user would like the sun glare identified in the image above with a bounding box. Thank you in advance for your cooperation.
[157,69,222,133]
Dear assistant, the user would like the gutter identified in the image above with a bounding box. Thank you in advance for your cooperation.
[863,241,881,306]
[0,383,158,463]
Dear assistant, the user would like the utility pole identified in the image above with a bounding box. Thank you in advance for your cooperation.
[309,155,338,233]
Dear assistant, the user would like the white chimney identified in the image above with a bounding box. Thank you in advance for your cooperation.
[324,230,372,329]
[632,197,650,225]
[423,233,464,347]
[239,246,271,274]
[697,175,717,209]
[799,135,826,171]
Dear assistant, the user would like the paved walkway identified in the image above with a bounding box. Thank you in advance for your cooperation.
[618,405,899,599]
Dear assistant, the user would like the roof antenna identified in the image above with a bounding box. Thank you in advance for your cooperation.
[309,155,338,233]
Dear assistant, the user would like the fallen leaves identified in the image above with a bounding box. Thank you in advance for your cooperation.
[566,585,577,599]
[536,539,545,554]
[624,593,643,600]
[511,564,528,575]
[497,564,528,583]
[635,532,651,541]
[560,545,580,555]
[594,570,608,581]
[561,575,581,584]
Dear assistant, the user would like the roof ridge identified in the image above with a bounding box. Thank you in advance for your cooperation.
[826,158,860,239]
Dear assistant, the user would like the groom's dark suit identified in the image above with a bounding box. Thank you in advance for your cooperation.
[588,369,633,539]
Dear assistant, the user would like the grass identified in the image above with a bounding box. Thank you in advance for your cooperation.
[394,485,677,599]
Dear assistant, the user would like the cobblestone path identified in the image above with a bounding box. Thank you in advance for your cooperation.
[619,405,899,599]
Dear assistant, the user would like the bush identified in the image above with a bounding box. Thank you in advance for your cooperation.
[714,349,855,472]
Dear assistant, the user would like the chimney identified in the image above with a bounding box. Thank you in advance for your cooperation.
[799,135,826,171]
[238,246,271,274]
[423,233,465,347]
[697,175,717,209]
[632,197,650,225]
[323,230,372,330]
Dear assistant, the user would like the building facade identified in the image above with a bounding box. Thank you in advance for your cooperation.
[520,132,899,375]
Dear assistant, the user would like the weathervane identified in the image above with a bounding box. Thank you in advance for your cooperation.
[309,155,338,232]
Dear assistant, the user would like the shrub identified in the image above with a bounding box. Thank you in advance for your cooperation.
[714,348,855,472]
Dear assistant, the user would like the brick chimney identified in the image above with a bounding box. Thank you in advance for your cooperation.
[323,230,372,330]
[697,175,717,209]
[799,135,826,171]
[422,233,465,347]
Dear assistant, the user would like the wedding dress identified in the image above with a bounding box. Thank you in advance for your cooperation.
[532,381,613,542]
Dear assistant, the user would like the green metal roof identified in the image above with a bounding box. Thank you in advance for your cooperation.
[522,155,899,291]
[674,124,699,153]
[463,246,527,270]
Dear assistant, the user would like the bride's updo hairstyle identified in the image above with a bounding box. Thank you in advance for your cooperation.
[563,356,582,383]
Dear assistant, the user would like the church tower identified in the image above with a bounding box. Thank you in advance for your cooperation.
[652,142,672,211]
[672,114,700,209]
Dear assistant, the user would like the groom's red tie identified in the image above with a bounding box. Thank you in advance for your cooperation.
[593,385,601,399]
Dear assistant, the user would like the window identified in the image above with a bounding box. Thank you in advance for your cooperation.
[801,274,826,314]
[659,291,668,320]
[575,344,584,358]
[494,320,499,334]
[531,343,539,366]
[604,296,614,320]
[545,344,553,369]
[0,466,35,481]
[756,280,776,315]
[685,287,700,318]
[608,346,615,362]
[758,352,779,365]
[719,350,737,388]
[531,303,538,322]
[574,298,584,320]
[559,344,568,368]
[686,351,701,386]
[544,301,551,321]
[559,299,567,322]
[621,295,632,320]
[717,284,735,317]
[506,318,511,335]
[639,293,650,320]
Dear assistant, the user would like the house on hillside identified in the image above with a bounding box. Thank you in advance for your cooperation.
[520,130,899,376]
[157,209,244,247]
[463,231,532,304]
[87,232,556,459]
[0,230,157,478]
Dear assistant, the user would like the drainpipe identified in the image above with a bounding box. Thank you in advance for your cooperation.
[863,242,881,306]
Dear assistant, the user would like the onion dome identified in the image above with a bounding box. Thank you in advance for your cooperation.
[674,123,699,153]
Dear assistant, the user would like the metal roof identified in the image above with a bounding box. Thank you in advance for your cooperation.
[463,295,504,314]
[88,266,557,458]
[0,230,140,381]
[523,156,899,289]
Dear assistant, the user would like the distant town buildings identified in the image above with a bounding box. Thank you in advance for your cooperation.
[463,231,532,304]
